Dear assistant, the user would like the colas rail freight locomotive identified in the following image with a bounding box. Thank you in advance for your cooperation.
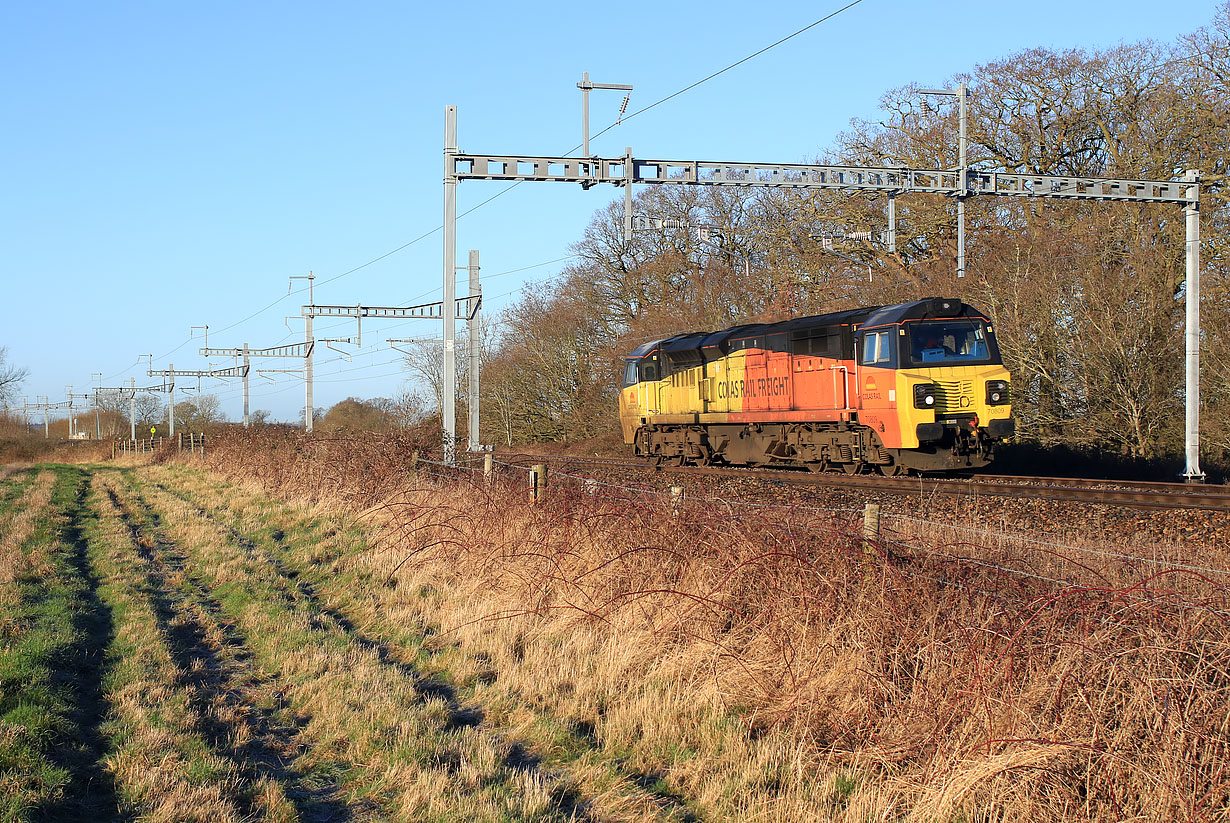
[618,298,1015,475]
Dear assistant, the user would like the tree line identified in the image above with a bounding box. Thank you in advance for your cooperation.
[456,7,1229,465]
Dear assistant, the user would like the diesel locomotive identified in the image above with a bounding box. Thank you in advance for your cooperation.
[618,298,1014,474]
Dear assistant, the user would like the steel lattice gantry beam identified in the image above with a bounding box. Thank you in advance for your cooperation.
[200,342,312,429]
[301,298,480,322]
[202,342,314,359]
[450,153,1191,204]
[443,104,1204,479]
[149,365,250,380]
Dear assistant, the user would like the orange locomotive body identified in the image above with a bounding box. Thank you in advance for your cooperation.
[618,298,1014,474]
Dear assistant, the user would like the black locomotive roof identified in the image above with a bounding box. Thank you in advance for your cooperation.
[861,298,987,329]
[700,324,759,351]
[660,333,707,353]
[780,307,878,332]
[625,299,982,361]
[627,338,662,358]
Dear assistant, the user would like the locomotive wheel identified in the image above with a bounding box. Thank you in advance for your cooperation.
[805,460,828,473]
[877,463,906,477]
[841,462,861,475]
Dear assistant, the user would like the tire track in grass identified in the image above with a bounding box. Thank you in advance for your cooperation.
[97,472,355,823]
[39,467,122,821]
[156,484,489,733]
[129,471,594,822]
[86,471,252,820]
[0,466,121,822]
[149,468,703,823]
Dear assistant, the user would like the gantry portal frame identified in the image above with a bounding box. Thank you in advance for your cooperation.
[442,104,1204,480]
[199,342,318,428]
[301,253,481,459]
[147,363,249,437]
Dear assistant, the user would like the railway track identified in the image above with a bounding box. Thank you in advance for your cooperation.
[495,454,1230,513]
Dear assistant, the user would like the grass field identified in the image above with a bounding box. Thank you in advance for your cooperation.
[1,450,1227,822]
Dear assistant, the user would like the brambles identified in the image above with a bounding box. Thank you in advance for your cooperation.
[1,432,1224,820]
[193,430,1230,822]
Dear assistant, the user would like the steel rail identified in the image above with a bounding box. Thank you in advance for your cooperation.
[493,454,1230,513]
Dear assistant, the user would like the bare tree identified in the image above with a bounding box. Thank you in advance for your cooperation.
[134,395,164,432]
[0,347,29,408]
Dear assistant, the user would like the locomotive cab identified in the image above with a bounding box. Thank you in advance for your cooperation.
[854,298,1014,472]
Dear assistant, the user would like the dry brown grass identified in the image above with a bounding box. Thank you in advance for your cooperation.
[0,472,56,605]
[86,472,252,821]
[183,429,1230,822]
[124,465,606,822]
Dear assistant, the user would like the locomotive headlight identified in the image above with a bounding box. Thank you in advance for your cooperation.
[986,380,1010,405]
[913,383,937,409]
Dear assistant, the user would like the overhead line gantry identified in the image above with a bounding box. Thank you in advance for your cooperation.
[441,96,1204,480]
[298,255,483,458]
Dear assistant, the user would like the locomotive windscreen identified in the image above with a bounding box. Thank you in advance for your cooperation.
[905,320,1000,366]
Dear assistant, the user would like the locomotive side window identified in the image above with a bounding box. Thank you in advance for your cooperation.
[860,330,896,366]
[640,359,660,381]
[623,361,638,387]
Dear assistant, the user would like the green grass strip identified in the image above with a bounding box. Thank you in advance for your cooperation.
[0,465,118,822]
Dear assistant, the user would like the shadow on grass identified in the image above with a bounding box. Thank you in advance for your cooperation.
[104,480,357,823]
[33,466,120,823]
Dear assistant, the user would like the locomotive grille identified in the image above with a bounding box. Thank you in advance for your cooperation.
[933,379,975,413]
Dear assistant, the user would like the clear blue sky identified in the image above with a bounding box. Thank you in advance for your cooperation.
[2,0,1220,423]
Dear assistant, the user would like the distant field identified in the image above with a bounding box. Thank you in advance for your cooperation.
[1,448,1227,822]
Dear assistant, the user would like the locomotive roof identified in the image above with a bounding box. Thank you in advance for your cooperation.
[861,297,988,328]
[624,299,986,360]
[660,333,707,353]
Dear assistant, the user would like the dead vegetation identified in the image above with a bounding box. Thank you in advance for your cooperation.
[188,429,1230,822]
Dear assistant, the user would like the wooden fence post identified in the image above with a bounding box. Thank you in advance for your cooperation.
[530,463,547,503]
[483,453,493,485]
[862,502,881,563]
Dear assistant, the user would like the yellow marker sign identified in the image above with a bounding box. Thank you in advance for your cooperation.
[150,427,156,435]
